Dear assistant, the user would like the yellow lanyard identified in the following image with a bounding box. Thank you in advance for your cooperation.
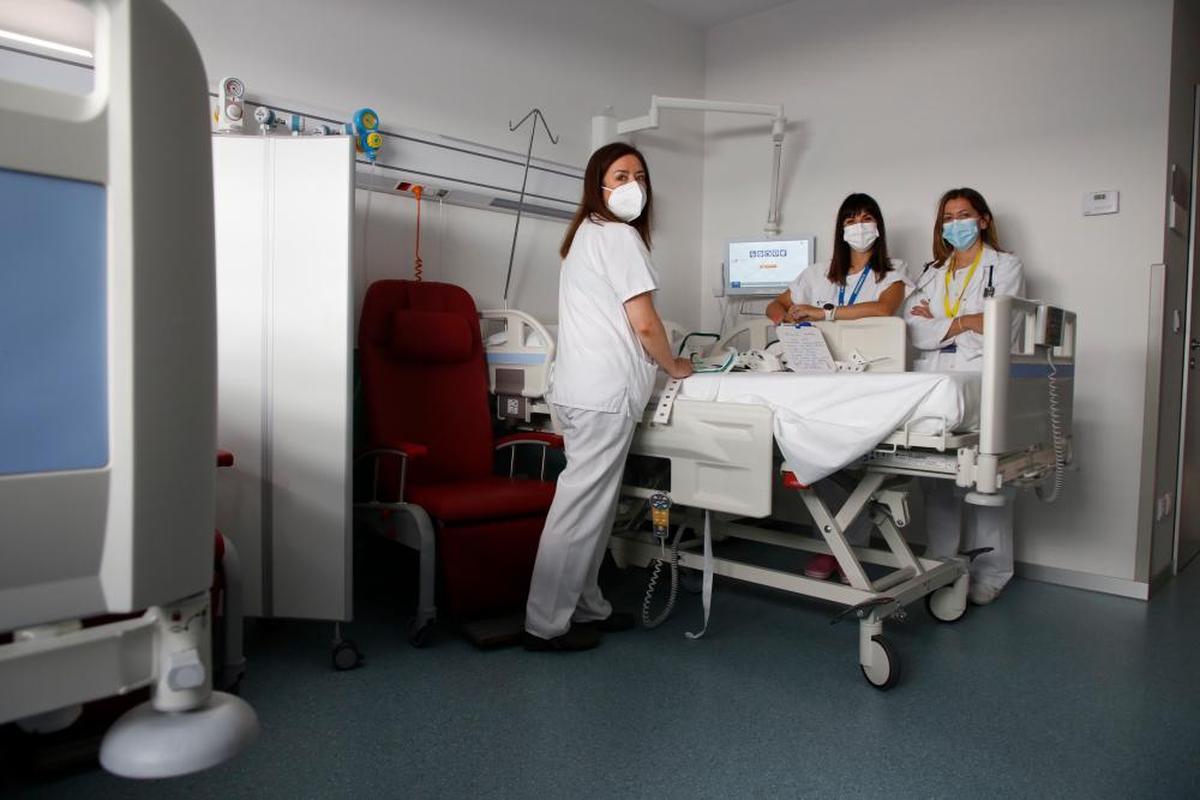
[943,246,983,318]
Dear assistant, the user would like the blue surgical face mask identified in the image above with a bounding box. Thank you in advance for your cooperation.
[942,218,981,251]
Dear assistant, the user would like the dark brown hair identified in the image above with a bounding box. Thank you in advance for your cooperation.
[932,187,1002,263]
[827,192,892,285]
[559,142,653,259]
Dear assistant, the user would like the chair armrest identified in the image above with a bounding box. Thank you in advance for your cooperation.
[494,432,563,480]
[494,432,564,451]
[216,449,235,468]
[355,444,429,503]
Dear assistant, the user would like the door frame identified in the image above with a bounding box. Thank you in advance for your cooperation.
[1173,83,1200,574]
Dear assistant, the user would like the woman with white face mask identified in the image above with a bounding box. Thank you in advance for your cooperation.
[524,143,693,651]
[764,193,907,582]
[903,187,1025,605]
[766,192,907,326]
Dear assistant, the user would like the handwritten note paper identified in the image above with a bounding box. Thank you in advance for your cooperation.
[777,324,835,373]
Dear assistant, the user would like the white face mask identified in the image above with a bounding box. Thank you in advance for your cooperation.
[604,181,646,222]
[843,221,879,252]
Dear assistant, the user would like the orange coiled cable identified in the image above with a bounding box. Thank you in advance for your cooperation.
[412,185,423,281]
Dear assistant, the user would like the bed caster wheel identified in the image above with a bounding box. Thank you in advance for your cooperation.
[926,584,967,623]
[860,634,900,690]
[408,620,435,648]
[332,639,362,671]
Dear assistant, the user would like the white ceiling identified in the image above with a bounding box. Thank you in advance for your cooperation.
[640,0,796,30]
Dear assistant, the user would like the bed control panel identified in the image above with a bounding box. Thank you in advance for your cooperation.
[1035,305,1065,348]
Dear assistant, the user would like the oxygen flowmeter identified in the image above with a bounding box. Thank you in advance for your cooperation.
[351,107,383,161]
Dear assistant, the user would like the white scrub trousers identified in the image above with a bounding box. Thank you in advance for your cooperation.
[525,405,638,639]
[922,478,1014,593]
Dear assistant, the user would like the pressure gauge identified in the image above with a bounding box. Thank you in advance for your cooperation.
[253,106,274,126]
[216,75,246,132]
[354,107,379,132]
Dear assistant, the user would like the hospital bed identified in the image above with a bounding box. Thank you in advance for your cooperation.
[481,297,1076,689]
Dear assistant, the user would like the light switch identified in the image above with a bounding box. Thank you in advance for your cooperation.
[1083,190,1119,216]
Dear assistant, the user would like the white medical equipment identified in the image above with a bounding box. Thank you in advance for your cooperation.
[592,95,787,235]
[0,0,258,776]
[725,235,816,296]
[216,75,245,131]
[483,298,1076,689]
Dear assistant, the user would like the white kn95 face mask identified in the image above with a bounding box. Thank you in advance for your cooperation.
[604,181,646,222]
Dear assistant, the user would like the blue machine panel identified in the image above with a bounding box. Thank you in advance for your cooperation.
[0,168,107,475]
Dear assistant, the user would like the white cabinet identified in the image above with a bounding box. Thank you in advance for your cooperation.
[212,135,354,621]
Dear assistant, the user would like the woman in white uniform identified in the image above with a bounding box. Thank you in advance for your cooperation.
[766,193,907,581]
[524,143,693,651]
[904,187,1025,604]
[766,193,906,325]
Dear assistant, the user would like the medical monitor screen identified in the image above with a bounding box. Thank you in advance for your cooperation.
[727,236,814,295]
[0,168,108,476]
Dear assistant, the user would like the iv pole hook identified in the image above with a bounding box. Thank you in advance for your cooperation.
[503,108,559,308]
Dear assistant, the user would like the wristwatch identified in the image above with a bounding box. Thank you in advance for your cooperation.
[822,303,836,321]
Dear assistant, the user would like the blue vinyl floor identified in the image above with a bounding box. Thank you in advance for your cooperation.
[8,539,1200,800]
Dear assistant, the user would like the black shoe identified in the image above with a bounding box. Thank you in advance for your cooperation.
[522,626,601,652]
[578,611,636,632]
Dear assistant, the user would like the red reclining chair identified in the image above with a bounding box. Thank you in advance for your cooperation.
[356,280,561,646]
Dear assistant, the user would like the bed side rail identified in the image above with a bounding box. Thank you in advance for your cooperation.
[979,295,1076,458]
[479,308,555,401]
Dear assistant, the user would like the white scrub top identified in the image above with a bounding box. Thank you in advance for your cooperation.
[903,245,1025,371]
[549,218,659,418]
[786,258,908,308]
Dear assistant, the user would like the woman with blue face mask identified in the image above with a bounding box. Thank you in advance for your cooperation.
[904,187,1025,605]
[904,188,1025,371]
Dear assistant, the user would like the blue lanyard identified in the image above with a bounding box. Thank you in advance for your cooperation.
[838,266,871,306]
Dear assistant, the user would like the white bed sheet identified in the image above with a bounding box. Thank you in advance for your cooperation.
[675,371,981,485]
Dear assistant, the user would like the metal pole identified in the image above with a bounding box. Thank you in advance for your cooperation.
[504,109,559,308]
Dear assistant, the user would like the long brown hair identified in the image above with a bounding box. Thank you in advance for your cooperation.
[559,142,654,259]
[827,192,893,285]
[932,187,1002,263]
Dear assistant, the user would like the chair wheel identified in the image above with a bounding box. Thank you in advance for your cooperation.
[860,634,900,690]
[409,621,435,648]
[332,639,362,671]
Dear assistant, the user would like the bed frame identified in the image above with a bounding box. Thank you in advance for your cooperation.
[481,296,1076,689]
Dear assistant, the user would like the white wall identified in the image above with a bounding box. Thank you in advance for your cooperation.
[165,0,707,327]
[702,0,1174,585]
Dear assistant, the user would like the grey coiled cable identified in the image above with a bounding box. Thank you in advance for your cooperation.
[1036,347,1067,503]
[641,527,684,629]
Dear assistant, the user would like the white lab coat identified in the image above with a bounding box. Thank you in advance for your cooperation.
[527,218,658,638]
[904,245,1025,595]
[903,246,1024,371]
